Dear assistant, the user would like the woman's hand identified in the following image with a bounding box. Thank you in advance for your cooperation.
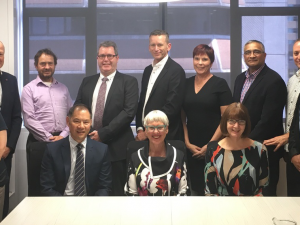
[191,144,207,160]
[186,143,201,155]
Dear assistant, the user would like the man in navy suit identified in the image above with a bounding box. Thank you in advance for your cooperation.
[75,41,138,196]
[40,104,112,196]
[233,40,286,196]
[0,41,22,217]
[135,30,186,141]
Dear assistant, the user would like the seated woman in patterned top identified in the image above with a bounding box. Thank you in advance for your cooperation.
[204,102,269,196]
[125,110,188,196]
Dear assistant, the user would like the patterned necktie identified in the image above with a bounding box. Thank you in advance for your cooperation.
[94,77,109,130]
[74,143,85,196]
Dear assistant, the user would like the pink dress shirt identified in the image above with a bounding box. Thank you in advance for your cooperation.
[21,76,73,142]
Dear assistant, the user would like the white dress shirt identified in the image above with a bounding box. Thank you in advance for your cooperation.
[64,136,87,196]
[91,71,116,127]
[137,55,169,132]
[285,69,300,151]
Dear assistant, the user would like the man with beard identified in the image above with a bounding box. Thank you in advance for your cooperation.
[21,48,72,195]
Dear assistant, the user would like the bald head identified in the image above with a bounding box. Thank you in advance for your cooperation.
[0,41,5,69]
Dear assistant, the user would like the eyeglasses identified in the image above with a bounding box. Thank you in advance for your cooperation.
[244,50,264,56]
[97,54,118,60]
[145,125,166,132]
[227,119,246,125]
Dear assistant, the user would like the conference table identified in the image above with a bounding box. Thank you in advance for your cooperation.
[1,197,299,224]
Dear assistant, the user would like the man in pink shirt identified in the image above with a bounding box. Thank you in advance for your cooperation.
[21,48,72,195]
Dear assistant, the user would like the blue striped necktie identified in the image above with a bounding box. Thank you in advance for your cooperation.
[74,143,85,196]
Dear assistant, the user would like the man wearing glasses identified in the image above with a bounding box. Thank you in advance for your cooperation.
[75,41,138,196]
[233,40,287,196]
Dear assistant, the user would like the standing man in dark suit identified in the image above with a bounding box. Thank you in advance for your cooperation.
[135,30,186,141]
[40,104,111,196]
[0,41,22,218]
[233,40,287,196]
[75,41,138,196]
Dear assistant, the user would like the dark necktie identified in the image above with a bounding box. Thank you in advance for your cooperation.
[74,143,85,196]
[94,77,109,130]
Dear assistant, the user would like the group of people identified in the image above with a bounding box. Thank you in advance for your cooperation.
[0,29,299,214]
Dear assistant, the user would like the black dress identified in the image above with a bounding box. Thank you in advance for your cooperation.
[182,75,232,195]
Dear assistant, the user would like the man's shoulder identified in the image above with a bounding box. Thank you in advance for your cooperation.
[82,74,100,83]
[1,71,17,83]
[46,137,68,149]
[166,57,184,70]
[87,137,108,150]
[115,71,137,82]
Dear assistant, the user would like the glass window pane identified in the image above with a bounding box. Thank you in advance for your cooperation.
[239,0,300,7]
[97,4,160,79]
[29,17,86,100]
[167,3,231,84]
[242,16,298,83]
[26,0,88,8]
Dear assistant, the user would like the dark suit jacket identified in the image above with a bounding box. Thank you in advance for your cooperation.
[75,71,139,162]
[40,137,112,196]
[136,57,186,140]
[289,94,300,159]
[233,64,287,142]
[0,71,22,154]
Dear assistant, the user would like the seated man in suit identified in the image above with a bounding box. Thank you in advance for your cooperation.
[40,104,112,196]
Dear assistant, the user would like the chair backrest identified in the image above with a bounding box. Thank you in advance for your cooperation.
[126,140,186,168]
[26,142,47,196]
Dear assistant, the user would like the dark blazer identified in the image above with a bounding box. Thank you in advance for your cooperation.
[233,64,287,142]
[0,71,22,154]
[136,57,186,140]
[289,94,300,159]
[75,71,139,162]
[40,137,112,196]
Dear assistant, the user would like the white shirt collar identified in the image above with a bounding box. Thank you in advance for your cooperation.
[100,70,116,81]
[296,69,300,78]
[69,135,87,150]
[152,55,169,68]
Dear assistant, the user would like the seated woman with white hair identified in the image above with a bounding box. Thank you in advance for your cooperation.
[125,110,188,196]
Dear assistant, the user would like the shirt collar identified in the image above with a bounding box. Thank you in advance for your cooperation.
[245,64,265,79]
[69,135,87,150]
[152,55,169,68]
[35,75,58,86]
[100,70,116,81]
[296,69,300,78]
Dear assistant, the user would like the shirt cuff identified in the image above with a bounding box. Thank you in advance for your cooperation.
[59,131,69,138]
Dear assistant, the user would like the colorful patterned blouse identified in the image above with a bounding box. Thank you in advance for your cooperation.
[205,141,269,196]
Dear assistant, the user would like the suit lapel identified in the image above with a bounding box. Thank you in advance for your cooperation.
[104,71,120,111]
[85,138,94,192]
[242,65,267,103]
[87,74,100,108]
[149,57,171,99]
[61,137,71,184]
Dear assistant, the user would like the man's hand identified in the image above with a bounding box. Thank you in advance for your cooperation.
[49,136,64,142]
[89,130,100,141]
[2,147,10,159]
[263,133,289,152]
[291,155,300,171]
[135,130,147,141]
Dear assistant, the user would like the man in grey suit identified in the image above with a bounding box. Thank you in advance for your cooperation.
[75,41,138,196]
[135,30,186,141]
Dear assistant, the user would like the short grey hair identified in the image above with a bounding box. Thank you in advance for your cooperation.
[143,110,169,127]
[244,40,265,52]
[98,41,118,55]
[149,30,169,43]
